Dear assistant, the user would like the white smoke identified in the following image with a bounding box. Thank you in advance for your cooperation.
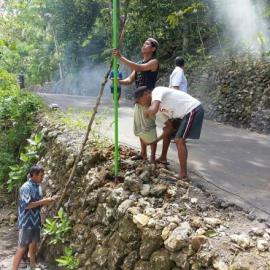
[212,0,270,53]
[48,63,129,97]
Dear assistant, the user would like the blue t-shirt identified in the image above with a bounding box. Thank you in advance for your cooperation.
[110,70,123,89]
[18,179,43,229]
[109,70,123,80]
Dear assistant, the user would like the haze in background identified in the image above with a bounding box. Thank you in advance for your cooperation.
[212,0,270,53]
[45,64,128,97]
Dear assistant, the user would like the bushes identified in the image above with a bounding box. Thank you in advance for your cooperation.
[0,68,43,189]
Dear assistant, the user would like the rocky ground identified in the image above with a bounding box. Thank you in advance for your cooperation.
[29,113,270,269]
[0,207,18,269]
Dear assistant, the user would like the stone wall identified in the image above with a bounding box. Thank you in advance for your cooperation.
[38,115,270,270]
[188,59,270,134]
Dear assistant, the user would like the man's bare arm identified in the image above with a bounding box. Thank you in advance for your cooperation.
[145,101,160,118]
[26,197,56,209]
[113,49,158,72]
[119,70,135,85]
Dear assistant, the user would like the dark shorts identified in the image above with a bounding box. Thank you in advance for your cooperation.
[110,87,121,94]
[172,105,204,140]
[18,228,41,247]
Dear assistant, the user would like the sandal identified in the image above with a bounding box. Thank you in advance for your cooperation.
[19,261,28,269]
[156,160,170,165]
[131,154,144,161]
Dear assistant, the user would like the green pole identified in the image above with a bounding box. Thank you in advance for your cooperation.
[113,0,119,176]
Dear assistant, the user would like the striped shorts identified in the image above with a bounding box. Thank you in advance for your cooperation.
[172,105,204,140]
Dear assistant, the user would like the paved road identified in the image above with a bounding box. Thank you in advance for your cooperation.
[39,93,270,218]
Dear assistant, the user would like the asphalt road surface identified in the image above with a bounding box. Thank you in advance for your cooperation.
[39,93,270,219]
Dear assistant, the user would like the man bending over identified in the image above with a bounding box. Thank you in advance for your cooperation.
[135,86,204,181]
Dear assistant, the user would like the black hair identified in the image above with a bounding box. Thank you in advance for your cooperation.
[29,165,44,177]
[147,38,159,58]
[175,56,185,67]
[134,86,150,100]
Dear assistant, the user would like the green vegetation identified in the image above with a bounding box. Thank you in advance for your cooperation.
[44,208,72,245]
[7,133,44,192]
[0,69,43,191]
[56,247,80,270]
[44,208,79,269]
[1,0,269,86]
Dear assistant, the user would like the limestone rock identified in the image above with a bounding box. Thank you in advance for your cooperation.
[150,249,173,270]
[170,252,189,269]
[9,213,17,224]
[91,245,109,266]
[122,251,138,270]
[139,170,151,183]
[117,199,134,217]
[85,192,98,209]
[118,216,139,243]
[230,234,251,249]
[106,187,129,208]
[257,239,269,252]
[213,259,229,270]
[134,261,152,270]
[191,235,208,252]
[204,217,222,227]
[124,175,143,192]
[190,216,203,229]
[95,203,114,226]
[150,184,168,197]
[133,214,150,228]
[140,229,163,260]
[140,184,151,196]
[164,222,192,252]
[107,233,129,270]
[162,223,178,240]
[164,187,176,200]
[197,249,216,267]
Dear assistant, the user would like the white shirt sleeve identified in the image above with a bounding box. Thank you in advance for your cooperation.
[171,69,183,87]
[151,87,164,102]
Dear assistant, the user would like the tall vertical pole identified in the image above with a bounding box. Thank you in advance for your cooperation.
[113,0,119,176]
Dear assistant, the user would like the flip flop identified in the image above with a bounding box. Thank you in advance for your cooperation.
[131,154,144,161]
[156,160,170,165]
[19,261,28,269]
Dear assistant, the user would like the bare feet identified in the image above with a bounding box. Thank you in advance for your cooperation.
[173,173,189,181]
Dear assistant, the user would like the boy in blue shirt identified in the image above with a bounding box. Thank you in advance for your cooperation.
[12,165,57,270]
[109,64,123,104]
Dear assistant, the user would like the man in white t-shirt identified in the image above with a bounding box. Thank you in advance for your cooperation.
[169,56,188,92]
[134,86,204,181]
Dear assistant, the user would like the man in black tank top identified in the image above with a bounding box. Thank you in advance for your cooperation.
[135,58,158,91]
[112,38,159,161]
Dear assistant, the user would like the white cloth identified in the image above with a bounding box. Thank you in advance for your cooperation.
[151,86,201,119]
[169,66,188,92]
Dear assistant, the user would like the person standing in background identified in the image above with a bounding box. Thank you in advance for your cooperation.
[169,56,188,92]
[18,71,25,89]
[109,64,123,105]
